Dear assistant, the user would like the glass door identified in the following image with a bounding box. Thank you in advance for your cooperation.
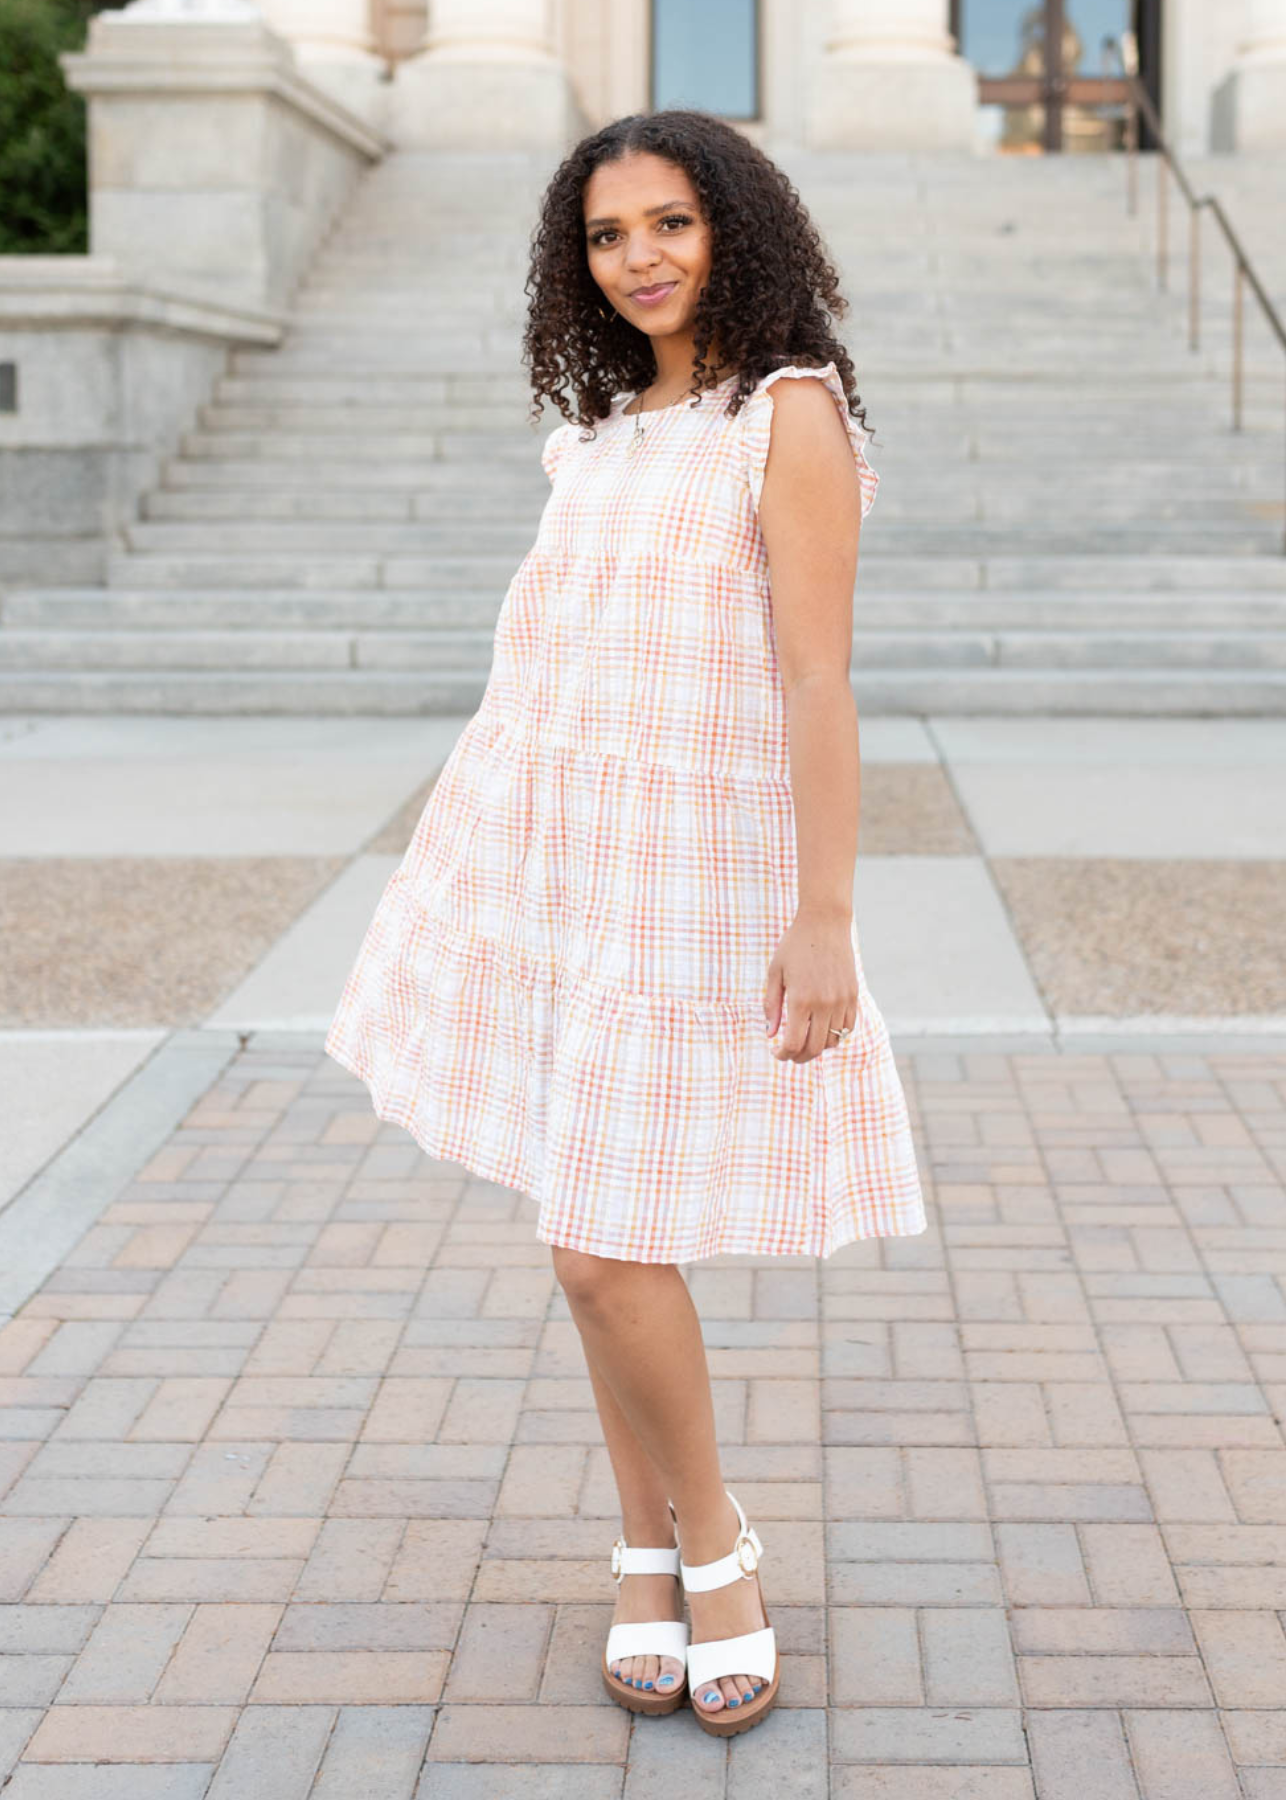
[953,0,1135,153]
[651,0,759,120]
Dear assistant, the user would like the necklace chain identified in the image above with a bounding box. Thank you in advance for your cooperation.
[624,371,731,457]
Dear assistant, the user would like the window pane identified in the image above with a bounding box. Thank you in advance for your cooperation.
[1064,0,1130,73]
[959,0,1036,79]
[652,0,757,119]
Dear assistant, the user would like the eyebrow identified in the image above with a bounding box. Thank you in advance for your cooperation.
[584,198,695,229]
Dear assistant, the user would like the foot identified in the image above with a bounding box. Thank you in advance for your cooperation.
[607,1570,686,1695]
[683,1493,770,1717]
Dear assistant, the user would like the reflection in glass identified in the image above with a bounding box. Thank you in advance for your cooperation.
[960,0,1032,76]
[962,1,1129,154]
[652,0,758,119]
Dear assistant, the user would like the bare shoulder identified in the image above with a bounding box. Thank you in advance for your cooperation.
[757,371,859,504]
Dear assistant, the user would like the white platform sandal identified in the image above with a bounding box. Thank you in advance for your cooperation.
[679,1487,779,1736]
[601,1499,690,1715]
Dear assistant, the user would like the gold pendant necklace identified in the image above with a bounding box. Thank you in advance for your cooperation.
[625,395,646,457]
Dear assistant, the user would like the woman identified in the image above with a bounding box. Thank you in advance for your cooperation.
[325,108,926,1737]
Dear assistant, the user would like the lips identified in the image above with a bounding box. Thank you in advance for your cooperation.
[631,281,677,300]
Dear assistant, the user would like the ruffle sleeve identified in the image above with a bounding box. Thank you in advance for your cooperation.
[540,421,571,484]
[740,359,879,522]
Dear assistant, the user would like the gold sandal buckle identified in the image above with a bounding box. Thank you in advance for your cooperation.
[610,1535,627,1582]
[735,1529,760,1577]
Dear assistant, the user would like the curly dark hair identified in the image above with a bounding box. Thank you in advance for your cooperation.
[521,108,873,443]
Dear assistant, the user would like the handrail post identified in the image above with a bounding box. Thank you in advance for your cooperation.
[1232,261,1244,432]
[1104,33,1286,553]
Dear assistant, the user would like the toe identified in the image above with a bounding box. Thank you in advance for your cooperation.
[656,1655,683,1693]
[641,1654,658,1690]
[696,1680,725,1712]
[720,1676,741,1707]
[733,1674,755,1703]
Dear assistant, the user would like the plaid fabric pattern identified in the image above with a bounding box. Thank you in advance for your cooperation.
[324,360,926,1261]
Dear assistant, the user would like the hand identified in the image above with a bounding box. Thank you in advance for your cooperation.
[763,909,858,1064]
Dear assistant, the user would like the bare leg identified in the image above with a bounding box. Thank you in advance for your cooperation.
[552,1245,769,1714]
[581,1352,686,1694]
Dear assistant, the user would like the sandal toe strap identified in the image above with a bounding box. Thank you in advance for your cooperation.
[605,1618,690,1665]
[686,1624,777,1692]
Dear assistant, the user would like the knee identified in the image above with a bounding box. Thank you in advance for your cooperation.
[547,1245,612,1303]
[550,1244,630,1312]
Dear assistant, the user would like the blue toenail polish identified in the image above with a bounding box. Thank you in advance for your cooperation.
[729,1695,741,1706]
[658,1675,674,1686]
[644,1680,653,1689]
[704,1691,719,1704]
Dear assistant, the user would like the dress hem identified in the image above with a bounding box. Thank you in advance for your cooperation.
[324,1036,929,1266]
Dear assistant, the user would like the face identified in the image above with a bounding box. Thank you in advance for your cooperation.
[582,151,713,345]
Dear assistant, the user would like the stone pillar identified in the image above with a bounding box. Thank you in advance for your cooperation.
[390,0,587,150]
[1212,0,1286,150]
[809,0,977,151]
[60,0,386,312]
[258,0,389,127]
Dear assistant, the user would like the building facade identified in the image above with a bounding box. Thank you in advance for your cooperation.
[233,0,1286,159]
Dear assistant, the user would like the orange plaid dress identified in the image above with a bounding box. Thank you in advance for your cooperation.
[324,359,926,1261]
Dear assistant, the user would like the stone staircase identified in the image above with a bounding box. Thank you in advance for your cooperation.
[2,146,1285,713]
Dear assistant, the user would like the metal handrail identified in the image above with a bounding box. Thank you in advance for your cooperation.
[1105,30,1286,553]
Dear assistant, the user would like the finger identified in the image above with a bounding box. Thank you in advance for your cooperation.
[803,1005,833,1063]
[763,964,784,1037]
[824,1004,856,1052]
[777,1010,816,1063]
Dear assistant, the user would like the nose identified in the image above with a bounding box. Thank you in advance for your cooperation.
[623,234,663,271]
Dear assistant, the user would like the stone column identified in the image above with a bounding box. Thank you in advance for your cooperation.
[390,0,587,150]
[60,0,386,312]
[258,0,389,127]
[1212,0,1286,149]
[809,0,977,151]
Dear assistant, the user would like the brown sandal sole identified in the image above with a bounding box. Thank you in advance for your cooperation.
[690,1665,780,1736]
[601,1656,688,1715]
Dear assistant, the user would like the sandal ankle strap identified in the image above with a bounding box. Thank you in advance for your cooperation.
[611,1538,681,1582]
[678,1488,764,1592]
[680,1525,762,1591]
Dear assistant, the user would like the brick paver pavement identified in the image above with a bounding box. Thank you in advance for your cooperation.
[2,1036,1285,1798]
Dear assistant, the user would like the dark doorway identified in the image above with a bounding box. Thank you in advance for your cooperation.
[949,0,1162,153]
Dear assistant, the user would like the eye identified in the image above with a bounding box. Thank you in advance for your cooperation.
[587,212,694,247]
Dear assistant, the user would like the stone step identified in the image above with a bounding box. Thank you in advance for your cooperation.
[104,551,528,590]
[2,667,1283,716]
[96,551,1286,592]
[12,588,1286,632]
[195,404,550,433]
[141,488,547,522]
[1,627,1283,675]
[121,522,544,554]
[156,458,551,490]
[115,523,1279,562]
[176,430,547,460]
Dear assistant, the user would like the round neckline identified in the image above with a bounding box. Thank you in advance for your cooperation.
[615,372,739,420]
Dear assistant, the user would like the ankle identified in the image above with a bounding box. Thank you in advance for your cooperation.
[619,1508,677,1547]
[674,1490,741,1564]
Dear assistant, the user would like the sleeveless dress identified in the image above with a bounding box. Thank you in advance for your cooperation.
[324,359,927,1262]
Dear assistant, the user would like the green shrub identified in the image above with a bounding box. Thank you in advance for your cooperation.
[0,0,126,254]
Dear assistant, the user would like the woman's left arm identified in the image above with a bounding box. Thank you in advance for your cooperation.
[755,376,864,1064]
